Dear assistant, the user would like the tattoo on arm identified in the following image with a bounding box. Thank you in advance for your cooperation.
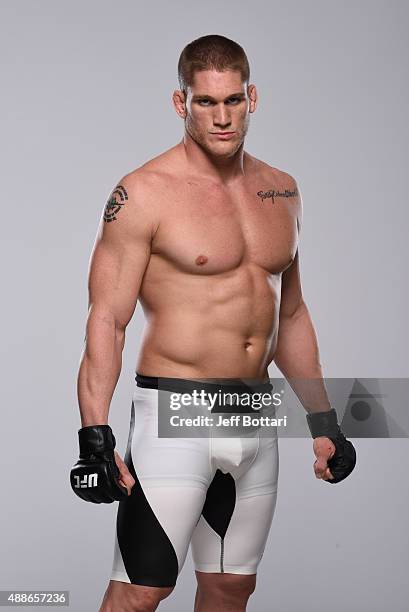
[256,186,298,205]
[103,184,128,222]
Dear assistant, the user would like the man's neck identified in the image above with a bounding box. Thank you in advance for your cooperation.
[180,132,246,186]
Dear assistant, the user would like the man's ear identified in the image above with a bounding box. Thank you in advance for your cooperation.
[172,89,187,118]
[247,84,258,113]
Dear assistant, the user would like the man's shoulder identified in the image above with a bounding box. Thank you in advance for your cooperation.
[108,146,183,229]
[247,153,298,190]
[123,145,182,195]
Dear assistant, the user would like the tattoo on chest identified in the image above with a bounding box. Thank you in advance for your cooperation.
[103,184,128,222]
[256,186,298,204]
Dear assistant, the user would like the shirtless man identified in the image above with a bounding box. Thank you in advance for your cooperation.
[70,35,356,612]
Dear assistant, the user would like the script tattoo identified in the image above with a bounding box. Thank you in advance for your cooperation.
[103,184,128,222]
[256,186,298,205]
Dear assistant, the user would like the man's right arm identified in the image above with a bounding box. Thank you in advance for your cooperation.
[77,173,157,427]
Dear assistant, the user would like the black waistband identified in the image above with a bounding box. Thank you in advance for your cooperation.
[135,372,273,395]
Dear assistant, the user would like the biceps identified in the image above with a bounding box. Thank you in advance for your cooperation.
[88,235,150,329]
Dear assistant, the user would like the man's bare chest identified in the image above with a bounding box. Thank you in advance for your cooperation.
[150,179,299,276]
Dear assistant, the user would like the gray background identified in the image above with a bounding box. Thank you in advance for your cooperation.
[1,0,408,610]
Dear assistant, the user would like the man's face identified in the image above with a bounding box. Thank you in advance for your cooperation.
[182,69,256,158]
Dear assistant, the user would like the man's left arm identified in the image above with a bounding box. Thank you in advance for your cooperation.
[273,179,356,483]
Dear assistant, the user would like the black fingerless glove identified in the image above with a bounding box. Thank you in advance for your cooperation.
[306,409,356,484]
[70,425,128,503]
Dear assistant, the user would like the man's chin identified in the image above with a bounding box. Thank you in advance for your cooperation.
[204,140,241,159]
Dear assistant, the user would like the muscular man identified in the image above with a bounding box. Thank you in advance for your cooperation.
[71,35,356,611]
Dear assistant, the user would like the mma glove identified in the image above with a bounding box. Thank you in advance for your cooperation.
[70,425,128,503]
[306,408,356,484]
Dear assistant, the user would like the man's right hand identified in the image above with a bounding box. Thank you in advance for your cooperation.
[70,425,134,503]
[113,450,135,495]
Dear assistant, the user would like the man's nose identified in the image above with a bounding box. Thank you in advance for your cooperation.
[213,104,231,128]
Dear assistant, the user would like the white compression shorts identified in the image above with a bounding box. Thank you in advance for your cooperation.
[110,374,279,587]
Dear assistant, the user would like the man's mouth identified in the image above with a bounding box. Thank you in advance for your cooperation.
[211,131,236,139]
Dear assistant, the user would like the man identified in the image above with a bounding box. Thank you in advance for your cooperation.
[71,35,356,612]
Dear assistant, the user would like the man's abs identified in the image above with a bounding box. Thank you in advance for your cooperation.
[137,263,282,378]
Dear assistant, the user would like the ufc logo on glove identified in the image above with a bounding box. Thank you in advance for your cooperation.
[73,473,98,489]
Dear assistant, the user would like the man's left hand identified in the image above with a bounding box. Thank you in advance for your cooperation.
[312,437,336,481]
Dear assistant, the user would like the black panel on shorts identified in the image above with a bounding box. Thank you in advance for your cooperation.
[201,469,236,539]
[116,453,179,587]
